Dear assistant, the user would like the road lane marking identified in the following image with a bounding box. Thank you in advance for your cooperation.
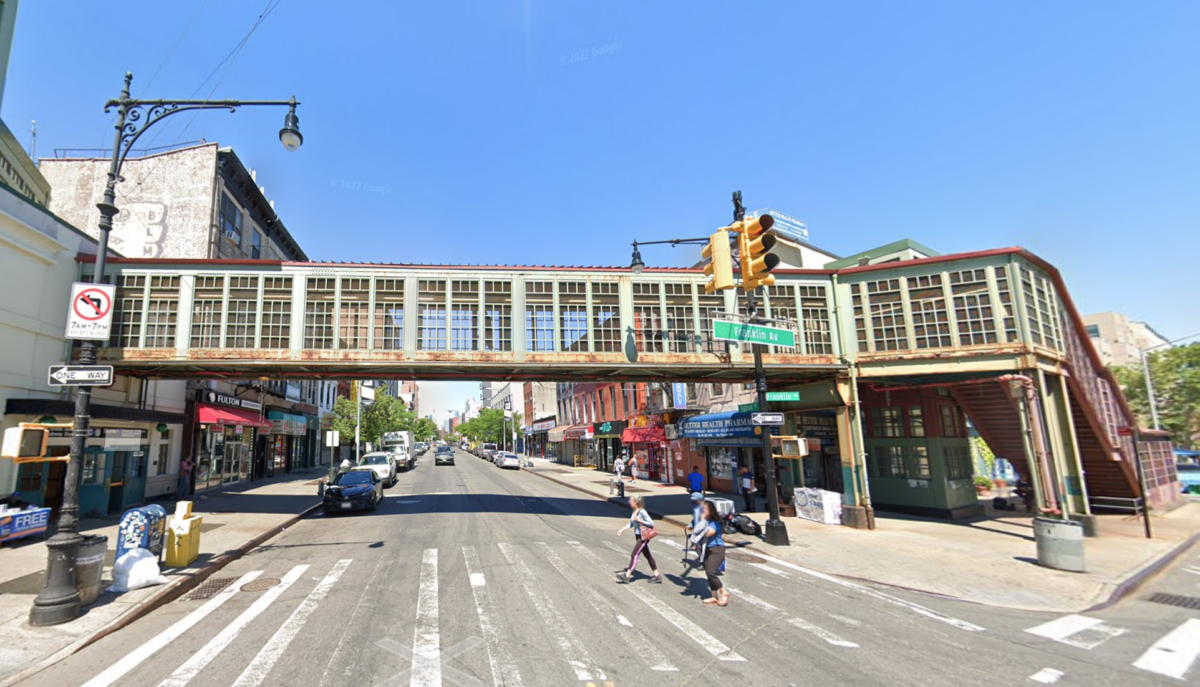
[536,542,678,672]
[748,562,793,579]
[232,560,352,687]
[80,570,262,687]
[1024,615,1126,649]
[1028,668,1064,684]
[746,550,986,632]
[724,587,858,648]
[570,541,745,662]
[411,549,441,687]
[1133,618,1200,680]
[158,565,308,687]
[498,542,605,681]
[318,550,396,687]
[463,546,523,687]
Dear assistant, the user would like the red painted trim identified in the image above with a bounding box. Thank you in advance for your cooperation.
[77,256,285,267]
[837,247,1024,275]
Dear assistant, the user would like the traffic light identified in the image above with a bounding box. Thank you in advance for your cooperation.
[701,228,735,294]
[739,213,778,290]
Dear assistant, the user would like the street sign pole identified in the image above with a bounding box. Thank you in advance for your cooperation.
[735,191,789,547]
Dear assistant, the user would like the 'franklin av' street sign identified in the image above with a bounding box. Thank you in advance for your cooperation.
[712,320,796,348]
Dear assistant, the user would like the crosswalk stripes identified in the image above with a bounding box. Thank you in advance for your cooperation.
[410,549,441,687]
[462,546,524,687]
[535,541,679,672]
[723,586,858,648]
[232,559,352,687]
[80,570,263,687]
[569,540,746,662]
[1025,613,1200,680]
[497,542,608,682]
[158,565,310,687]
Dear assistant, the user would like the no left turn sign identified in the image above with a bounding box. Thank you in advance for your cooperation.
[66,282,116,340]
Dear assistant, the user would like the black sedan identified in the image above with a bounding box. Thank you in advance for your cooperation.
[322,469,383,513]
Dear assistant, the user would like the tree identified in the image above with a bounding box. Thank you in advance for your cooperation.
[413,418,440,442]
[329,386,416,448]
[457,408,522,445]
[1110,341,1200,449]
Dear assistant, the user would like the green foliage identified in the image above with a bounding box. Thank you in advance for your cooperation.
[970,435,996,476]
[329,386,415,447]
[974,475,993,489]
[1111,342,1200,449]
[413,418,440,442]
[457,408,523,444]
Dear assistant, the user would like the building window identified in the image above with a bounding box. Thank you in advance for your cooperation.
[261,276,292,349]
[483,281,512,352]
[1085,324,1100,338]
[945,445,973,481]
[766,284,799,353]
[112,274,145,348]
[525,281,555,352]
[374,278,404,350]
[219,193,243,244]
[799,285,833,355]
[559,282,588,353]
[908,274,952,349]
[450,280,479,351]
[939,405,966,437]
[251,230,262,259]
[867,278,909,351]
[869,407,905,438]
[908,406,925,437]
[696,292,725,353]
[632,282,663,353]
[995,266,1019,343]
[592,282,621,353]
[662,283,694,353]
[872,445,931,480]
[418,279,446,350]
[338,278,370,349]
[227,275,259,348]
[191,275,224,348]
[156,437,171,476]
[305,277,336,349]
[144,276,179,348]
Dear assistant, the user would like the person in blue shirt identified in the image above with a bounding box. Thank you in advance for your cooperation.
[688,500,730,606]
[686,467,705,494]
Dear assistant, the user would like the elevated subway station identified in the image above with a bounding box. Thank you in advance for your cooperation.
[80,246,1181,525]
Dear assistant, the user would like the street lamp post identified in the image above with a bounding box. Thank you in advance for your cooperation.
[30,72,303,627]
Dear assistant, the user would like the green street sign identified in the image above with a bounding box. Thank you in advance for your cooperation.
[766,391,801,402]
[738,402,759,413]
[712,320,796,348]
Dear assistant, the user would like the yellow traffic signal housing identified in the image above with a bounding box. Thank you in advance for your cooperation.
[702,228,735,293]
[739,214,779,290]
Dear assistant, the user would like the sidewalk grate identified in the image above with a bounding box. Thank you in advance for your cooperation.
[181,576,237,602]
[241,577,280,593]
[726,551,767,564]
[1147,593,1200,610]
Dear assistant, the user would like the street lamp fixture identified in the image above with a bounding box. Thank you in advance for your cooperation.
[628,238,709,274]
[29,72,305,627]
[630,242,645,274]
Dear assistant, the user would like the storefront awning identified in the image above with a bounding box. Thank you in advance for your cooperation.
[621,426,665,444]
[198,403,271,428]
[678,412,758,439]
[547,425,573,442]
[565,424,592,440]
[266,411,308,436]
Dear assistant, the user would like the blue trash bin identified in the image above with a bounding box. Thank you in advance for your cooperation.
[143,504,167,557]
[116,507,153,561]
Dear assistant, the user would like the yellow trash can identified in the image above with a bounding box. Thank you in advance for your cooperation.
[165,502,203,568]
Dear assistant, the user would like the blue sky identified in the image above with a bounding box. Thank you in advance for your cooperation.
[6,1,1199,413]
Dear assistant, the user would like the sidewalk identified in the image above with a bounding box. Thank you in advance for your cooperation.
[523,460,1200,613]
[0,467,324,687]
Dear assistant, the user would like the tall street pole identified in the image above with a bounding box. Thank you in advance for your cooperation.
[29,73,303,626]
[733,191,789,547]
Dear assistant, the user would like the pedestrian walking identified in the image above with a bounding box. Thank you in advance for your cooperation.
[689,500,730,606]
[686,466,705,495]
[177,457,193,498]
[616,495,662,584]
[628,454,638,482]
[613,455,626,482]
[739,466,757,513]
[682,491,705,563]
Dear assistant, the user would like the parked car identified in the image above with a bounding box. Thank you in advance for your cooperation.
[1177,463,1200,493]
[358,452,397,487]
[495,452,521,469]
[483,449,497,462]
[435,446,455,466]
[393,448,414,470]
[323,469,383,512]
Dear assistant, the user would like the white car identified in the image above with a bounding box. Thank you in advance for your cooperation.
[495,452,521,469]
[358,452,397,487]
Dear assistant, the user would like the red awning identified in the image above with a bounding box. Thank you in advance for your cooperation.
[564,424,592,440]
[197,403,272,428]
[622,426,665,444]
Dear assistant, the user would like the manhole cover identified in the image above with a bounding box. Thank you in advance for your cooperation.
[181,576,237,602]
[726,551,767,564]
[1147,592,1200,610]
[241,578,281,593]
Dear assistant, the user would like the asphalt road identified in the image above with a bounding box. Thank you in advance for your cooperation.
[22,447,1200,687]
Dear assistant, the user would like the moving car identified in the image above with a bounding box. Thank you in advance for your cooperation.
[495,452,521,469]
[323,469,383,512]
[435,445,455,465]
[358,452,397,487]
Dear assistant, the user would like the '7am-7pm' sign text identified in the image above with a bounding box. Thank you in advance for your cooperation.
[712,320,796,348]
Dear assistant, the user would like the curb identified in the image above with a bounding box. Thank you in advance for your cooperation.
[524,466,1194,613]
[0,500,322,687]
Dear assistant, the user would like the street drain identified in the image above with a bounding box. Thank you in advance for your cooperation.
[181,577,237,602]
[241,578,281,593]
[1147,593,1200,610]
[726,552,767,564]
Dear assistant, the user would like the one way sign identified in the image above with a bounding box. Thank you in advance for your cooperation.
[48,365,114,387]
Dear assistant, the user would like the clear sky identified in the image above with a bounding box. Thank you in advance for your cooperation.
[6,1,1199,417]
